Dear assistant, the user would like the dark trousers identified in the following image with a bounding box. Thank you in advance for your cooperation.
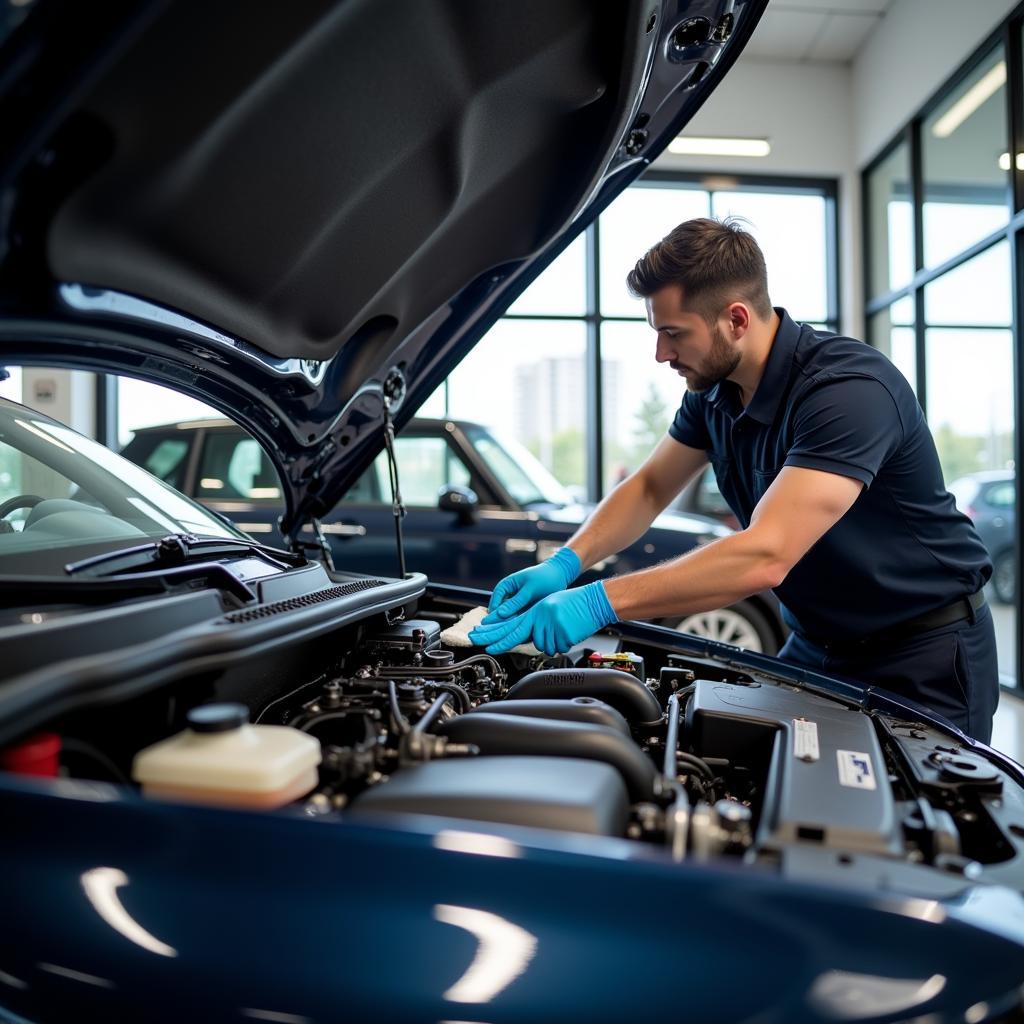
[779,603,1000,744]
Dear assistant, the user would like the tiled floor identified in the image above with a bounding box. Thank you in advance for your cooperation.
[991,690,1024,763]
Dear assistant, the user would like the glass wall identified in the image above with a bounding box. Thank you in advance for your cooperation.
[444,320,588,496]
[436,174,838,500]
[868,296,916,392]
[863,32,1021,690]
[924,243,1013,482]
[865,142,913,298]
[921,47,1009,270]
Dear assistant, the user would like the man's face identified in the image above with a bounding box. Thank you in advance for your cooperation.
[646,285,740,393]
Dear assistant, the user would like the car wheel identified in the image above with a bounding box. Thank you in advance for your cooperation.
[993,550,1015,604]
[667,600,778,655]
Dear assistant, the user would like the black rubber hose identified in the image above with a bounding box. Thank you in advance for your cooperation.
[426,681,472,714]
[438,713,659,801]
[365,653,504,680]
[676,751,715,781]
[387,680,411,735]
[506,668,663,725]
[467,697,630,735]
[414,692,454,736]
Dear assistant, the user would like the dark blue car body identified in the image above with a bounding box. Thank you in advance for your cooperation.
[3,605,1024,1024]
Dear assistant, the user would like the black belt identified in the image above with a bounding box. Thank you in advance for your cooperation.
[808,589,986,655]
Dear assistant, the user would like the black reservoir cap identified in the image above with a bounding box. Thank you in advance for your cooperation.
[187,703,249,733]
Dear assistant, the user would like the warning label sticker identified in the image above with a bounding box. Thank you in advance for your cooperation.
[793,719,820,761]
[836,750,876,790]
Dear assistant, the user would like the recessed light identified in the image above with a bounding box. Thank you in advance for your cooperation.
[932,62,1006,139]
[668,136,771,158]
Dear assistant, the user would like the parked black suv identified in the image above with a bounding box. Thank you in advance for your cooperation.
[122,416,786,653]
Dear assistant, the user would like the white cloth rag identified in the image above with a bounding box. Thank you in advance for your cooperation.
[440,605,541,657]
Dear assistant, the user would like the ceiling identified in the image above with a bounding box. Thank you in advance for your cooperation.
[742,0,894,62]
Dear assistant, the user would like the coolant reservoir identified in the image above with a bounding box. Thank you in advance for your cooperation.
[132,703,321,809]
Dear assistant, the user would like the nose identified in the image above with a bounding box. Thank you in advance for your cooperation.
[655,333,674,364]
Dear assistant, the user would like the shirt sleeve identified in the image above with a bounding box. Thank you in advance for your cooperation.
[667,390,711,449]
[784,375,904,486]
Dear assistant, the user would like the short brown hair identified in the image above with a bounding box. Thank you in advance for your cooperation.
[626,216,772,322]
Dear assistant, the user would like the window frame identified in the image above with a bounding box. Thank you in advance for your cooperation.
[862,3,1024,692]
[442,169,841,505]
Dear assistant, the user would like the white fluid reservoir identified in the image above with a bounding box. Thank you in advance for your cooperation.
[132,703,321,809]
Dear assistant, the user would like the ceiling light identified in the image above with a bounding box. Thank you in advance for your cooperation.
[668,136,771,158]
[932,62,1006,139]
[998,152,1024,171]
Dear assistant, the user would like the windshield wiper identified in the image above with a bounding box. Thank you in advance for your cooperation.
[65,533,303,579]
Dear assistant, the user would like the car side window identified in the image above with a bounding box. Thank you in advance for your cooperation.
[986,482,1014,509]
[196,432,281,500]
[395,436,471,506]
[132,436,190,490]
[341,460,384,504]
[343,437,471,507]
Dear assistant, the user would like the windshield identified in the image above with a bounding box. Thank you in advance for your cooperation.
[462,424,572,507]
[0,398,242,574]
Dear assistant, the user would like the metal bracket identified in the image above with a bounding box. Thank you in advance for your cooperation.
[288,517,336,570]
[382,367,408,579]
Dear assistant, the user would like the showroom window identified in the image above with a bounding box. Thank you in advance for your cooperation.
[863,17,1024,693]
[430,173,839,499]
[111,176,836,506]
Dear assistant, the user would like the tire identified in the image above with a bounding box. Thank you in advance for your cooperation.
[666,599,778,655]
[992,549,1015,605]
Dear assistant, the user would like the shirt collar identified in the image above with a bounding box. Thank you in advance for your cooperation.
[743,307,800,426]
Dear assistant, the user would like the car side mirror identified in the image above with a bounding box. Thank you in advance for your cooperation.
[438,484,479,524]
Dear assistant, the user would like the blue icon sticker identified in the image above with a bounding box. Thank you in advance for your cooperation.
[836,750,876,790]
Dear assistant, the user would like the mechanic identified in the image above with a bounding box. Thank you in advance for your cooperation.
[470,217,1000,742]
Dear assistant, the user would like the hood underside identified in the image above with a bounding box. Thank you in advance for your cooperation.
[0,0,765,538]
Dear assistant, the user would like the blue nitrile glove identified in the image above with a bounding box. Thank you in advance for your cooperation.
[470,581,617,656]
[482,546,582,624]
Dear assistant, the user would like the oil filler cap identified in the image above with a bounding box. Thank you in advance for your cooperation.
[187,703,249,734]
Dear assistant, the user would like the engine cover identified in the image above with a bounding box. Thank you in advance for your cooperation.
[351,755,629,835]
[687,680,901,857]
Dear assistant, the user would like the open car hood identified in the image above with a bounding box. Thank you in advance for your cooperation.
[0,0,765,542]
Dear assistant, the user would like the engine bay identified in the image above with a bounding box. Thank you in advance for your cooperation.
[8,585,1022,900]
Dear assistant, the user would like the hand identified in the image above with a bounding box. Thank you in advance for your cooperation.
[470,581,617,656]
[482,546,582,623]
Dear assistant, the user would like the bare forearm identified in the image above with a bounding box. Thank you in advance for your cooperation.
[566,473,664,570]
[603,529,788,620]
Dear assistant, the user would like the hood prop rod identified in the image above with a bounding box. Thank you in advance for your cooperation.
[383,399,407,579]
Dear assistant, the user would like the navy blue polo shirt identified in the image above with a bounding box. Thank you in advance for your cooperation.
[668,309,991,642]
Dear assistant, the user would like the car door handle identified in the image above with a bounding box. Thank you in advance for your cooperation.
[303,522,367,537]
[504,538,537,554]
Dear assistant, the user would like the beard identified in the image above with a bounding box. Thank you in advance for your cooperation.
[675,321,741,393]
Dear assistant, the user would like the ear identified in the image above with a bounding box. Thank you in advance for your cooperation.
[725,302,752,338]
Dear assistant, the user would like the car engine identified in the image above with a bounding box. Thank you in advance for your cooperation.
[137,605,1022,889]
[6,591,1024,895]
